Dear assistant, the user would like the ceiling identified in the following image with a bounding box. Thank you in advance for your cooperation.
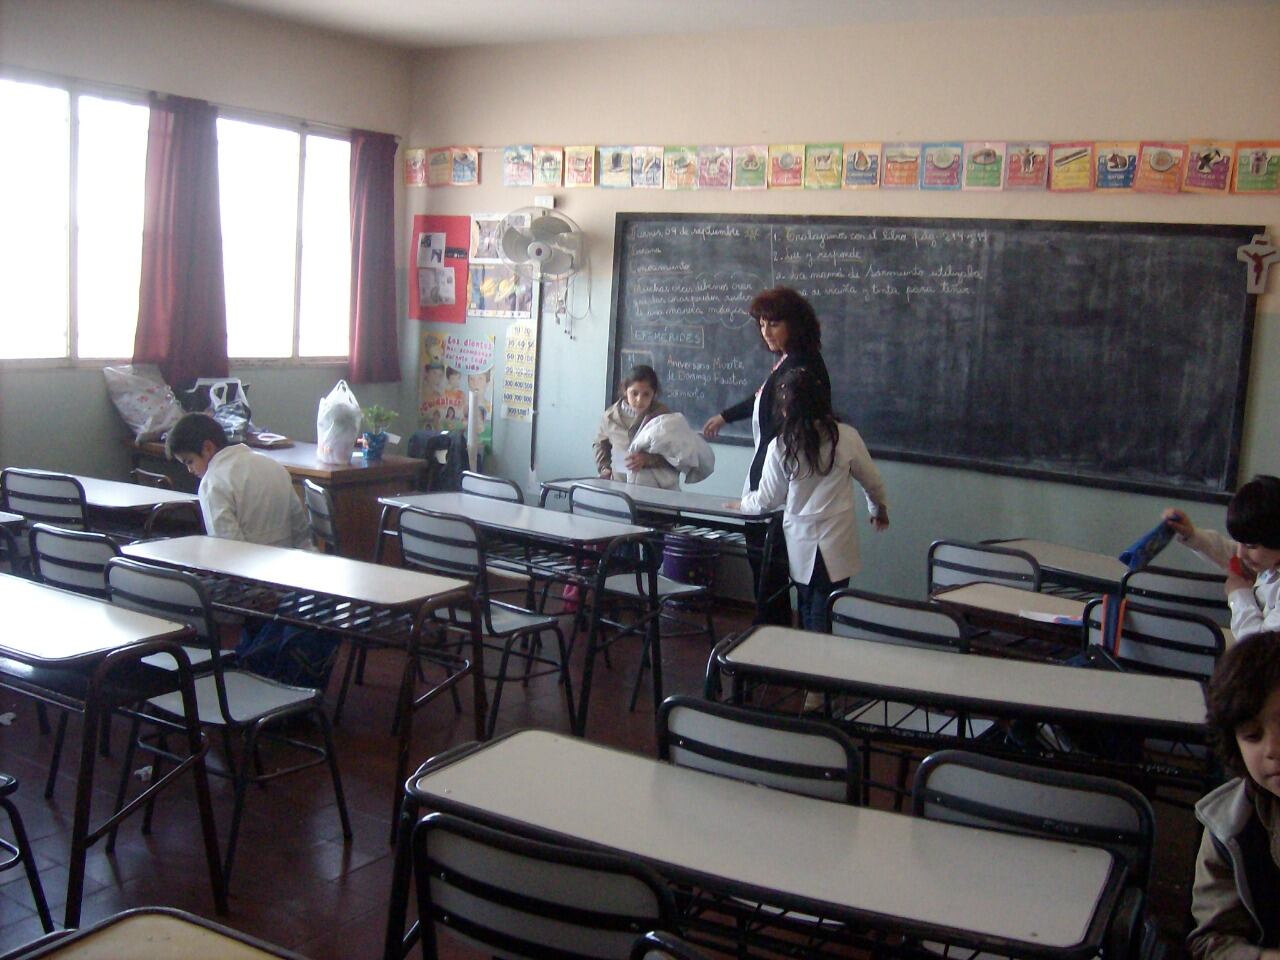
[200,0,1264,51]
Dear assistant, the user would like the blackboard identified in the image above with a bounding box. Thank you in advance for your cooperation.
[608,214,1259,501]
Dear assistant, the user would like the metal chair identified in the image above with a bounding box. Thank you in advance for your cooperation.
[130,467,175,490]
[460,470,524,503]
[927,539,1041,593]
[412,812,677,960]
[459,471,539,603]
[911,749,1154,960]
[397,506,574,737]
[301,478,341,554]
[631,932,712,960]
[0,468,89,531]
[1084,597,1224,681]
[569,484,714,710]
[0,774,55,934]
[105,557,351,885]
[1120,565,1230,628]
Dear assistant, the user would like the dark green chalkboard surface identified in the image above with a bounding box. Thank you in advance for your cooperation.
[607,213,1259,501]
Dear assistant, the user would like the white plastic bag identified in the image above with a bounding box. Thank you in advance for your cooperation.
[316,380,362,464]
[103,364,185,442]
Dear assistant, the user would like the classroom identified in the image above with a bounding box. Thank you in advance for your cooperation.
[1,0,1279,957]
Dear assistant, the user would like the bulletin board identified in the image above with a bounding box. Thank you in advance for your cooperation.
[409,214,470,324]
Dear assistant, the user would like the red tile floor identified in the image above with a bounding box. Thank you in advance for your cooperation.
[0,603,1202,959]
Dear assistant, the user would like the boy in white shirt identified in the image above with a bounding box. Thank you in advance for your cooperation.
[166,413,313,550]
[1164,475,1280,642]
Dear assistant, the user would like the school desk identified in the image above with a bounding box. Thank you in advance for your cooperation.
[378,491,656,736]
[713,625,1209,791]
[120,535,475,826]
[932,581,1088,658]
[0,575,225,928]
[988,538,1131,595]
[132,440,422,560]
[69,474,201,538]
[394,729,1124,960]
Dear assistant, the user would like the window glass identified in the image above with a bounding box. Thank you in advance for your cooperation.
[299,133,351,357]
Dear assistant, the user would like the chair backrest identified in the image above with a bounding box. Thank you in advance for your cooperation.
[413,812,676,960]
[0,468,88,531]
[630,932,710,960]
[397,506,485,585]
[912,749,1154,890]
[301,479,341,554]
[927,539,1041,593]
[29,523,121,598]
[105,557,218,648]
[569,484,638,525]
[657,696,861,804]
[461,471,524,504]
[129,467,175,490]
[1120,565,1230,628]
[1083,597,1223,680]
[827,588,968,653]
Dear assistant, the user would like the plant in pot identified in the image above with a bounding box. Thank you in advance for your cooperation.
[360,404,398,462]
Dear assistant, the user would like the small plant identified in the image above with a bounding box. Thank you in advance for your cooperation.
[362,404,398,435]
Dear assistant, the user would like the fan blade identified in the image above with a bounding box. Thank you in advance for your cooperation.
[500,225,534,263]
[539,248,575,277]
[529,214,572,241]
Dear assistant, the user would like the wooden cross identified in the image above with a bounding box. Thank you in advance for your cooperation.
[1237,234,1279,294]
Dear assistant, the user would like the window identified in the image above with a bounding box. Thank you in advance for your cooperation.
[0,74,351,363]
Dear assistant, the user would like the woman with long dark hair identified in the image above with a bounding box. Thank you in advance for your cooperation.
[737,366,889,631]
[703,287,832,624]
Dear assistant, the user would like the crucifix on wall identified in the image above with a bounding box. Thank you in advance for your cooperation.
[1237,234,1279,294]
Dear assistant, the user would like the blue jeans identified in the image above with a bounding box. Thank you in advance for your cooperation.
[794,551,848,632]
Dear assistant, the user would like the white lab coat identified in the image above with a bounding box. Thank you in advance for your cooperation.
[199,443,315,550]
[740,423,887,584]
[629,413,716,488]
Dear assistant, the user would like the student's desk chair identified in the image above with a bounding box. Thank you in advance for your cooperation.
[0,773,55,935]
[0,468,90,531]
[1119,565,1230,628]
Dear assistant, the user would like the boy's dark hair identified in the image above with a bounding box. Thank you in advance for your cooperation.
[166,413,229,459]
[620,364,660,397]
[749,287,822,356]
[1226,474,1280,548]
[1205,632,1280,777]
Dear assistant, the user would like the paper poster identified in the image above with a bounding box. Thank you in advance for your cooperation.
[563,145,595,188]
[451,147,479,187]
[502,145,534,187]
[427,147,452,187]
[1182,141,1234,193]
[470,214,504,262]
[962,142,1004,190]
[632,146,664,188]
[921,142,963,189]
[404,148,427,187]
[881,143,921,188]
[698,146,732,189]
[410,214,469,324]
[533,146,563,187]
[1133,142,1186,193]
[1005,142,1049,189]
[599,146,633,188]
[502,321,537,423]
[420,331,495,445]
[664,146,698,189]
[768,144,805,188]
[468,263,534,318]
[1049,142,1094,191]
[1095,142,1139,190]
[732,145,768,190]
[804,144,842,189]
[842,142,880,188]
[1232,142,1280,194]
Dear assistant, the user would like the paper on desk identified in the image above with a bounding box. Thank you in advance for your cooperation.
[1018,609,1083,626]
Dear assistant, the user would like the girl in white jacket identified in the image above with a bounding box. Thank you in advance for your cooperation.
[737,367,889,631]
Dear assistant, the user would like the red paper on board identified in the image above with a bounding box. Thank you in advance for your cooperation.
[409,214,470,324]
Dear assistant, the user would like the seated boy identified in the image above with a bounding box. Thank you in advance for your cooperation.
[166,413,314,550]
[1189,633,1280,960]
[1164,475,1280,642]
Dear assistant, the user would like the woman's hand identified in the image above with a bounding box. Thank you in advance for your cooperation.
[702,414,726,439]
[599,468,613,479]
[1161,507,1195,539]
[870,509,889,531]
[624,451,658,471]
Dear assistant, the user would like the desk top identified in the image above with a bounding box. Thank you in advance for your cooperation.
[721,625,1206,730]
[74,475,197,510]
[15,908,306,959]
[0,575,189,665]
[541,477,780,520]
[997,539,1129,587]
[933,582,1087,620]
[381,492,651,544]
[0,510,22,528]
[415,730,1116,955]
[136,440,421,485]
[122,536,467,608]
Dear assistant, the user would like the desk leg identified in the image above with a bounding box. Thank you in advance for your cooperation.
[177,660,228,916]
[63,684,103,928]
[573,572,603,738]
[646,559,663,721]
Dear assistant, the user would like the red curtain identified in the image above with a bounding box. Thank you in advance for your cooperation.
[348,130,401,383]
[132,95,229,386]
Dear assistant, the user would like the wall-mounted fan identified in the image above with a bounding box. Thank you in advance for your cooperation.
[499,207,585,282]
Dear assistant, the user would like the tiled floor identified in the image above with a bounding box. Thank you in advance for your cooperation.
[0,601,1201,959]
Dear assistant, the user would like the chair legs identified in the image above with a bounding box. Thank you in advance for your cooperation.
[0,783,55,934]
[484,626,574,740]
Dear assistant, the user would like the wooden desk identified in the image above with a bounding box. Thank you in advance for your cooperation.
[992,538,1129,595]
[933,581,1087,657]
[0,575,225,927]
[121,535,476,824]
[133,440,422,560]
[12,907,307,959]
[380,492,657,735]
[402,730,1123,960]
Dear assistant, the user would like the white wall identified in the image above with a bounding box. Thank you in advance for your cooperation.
[0,0,415,477]
[407,4,1280,598]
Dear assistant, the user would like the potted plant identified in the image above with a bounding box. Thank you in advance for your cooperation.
[360,404,398,462]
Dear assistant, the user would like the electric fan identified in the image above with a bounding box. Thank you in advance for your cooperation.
[498,207,585,282]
